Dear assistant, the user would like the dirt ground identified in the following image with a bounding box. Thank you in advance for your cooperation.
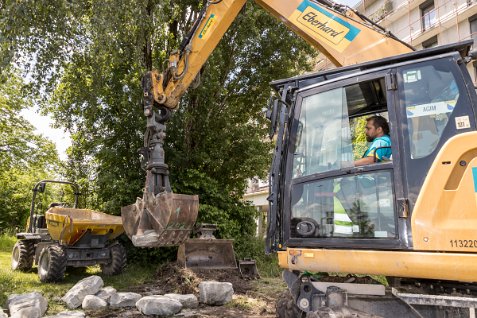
[91,263,286,318]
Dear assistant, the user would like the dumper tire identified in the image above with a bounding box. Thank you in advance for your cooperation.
[38,245,67,283]
[276,289,305,318]
[101,243,126,276]
[11,240,34,271]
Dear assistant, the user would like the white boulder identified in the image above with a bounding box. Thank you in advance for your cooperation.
[132,230,160,247]
[61,275,104,309]
[7,292,48,318]
[95,286,117,304]
[0,306,7,318]
[136,295,182,316]
[109,292,142,308]
[199,281,234,305]
[164,293,199,308]
[81,295,107,311]
[44,311,85,318]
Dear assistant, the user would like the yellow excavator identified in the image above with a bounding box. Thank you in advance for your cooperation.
[121,0,477,316]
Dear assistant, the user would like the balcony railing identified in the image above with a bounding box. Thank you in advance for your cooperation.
[361,0,477,43]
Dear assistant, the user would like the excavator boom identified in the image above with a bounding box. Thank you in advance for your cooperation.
[147,0,414,110]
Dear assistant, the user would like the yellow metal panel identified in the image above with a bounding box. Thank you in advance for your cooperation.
[159,0,413,109]
[256,0,412,66]
[163,0,247,108]
[46,208,124,244]
[412,132,477,252]
[278,248,477,282]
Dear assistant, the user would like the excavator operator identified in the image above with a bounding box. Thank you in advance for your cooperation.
[354,115,391,166]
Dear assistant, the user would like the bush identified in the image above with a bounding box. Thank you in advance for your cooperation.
[118,234,178,265]
[234,235,281,278]
[0,233,16,252]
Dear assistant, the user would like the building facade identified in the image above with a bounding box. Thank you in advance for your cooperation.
[356,0,477,82]
[243,177,269,237]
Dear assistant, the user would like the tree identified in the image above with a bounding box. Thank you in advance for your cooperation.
[1,1,317,244]
[0,71,60,230]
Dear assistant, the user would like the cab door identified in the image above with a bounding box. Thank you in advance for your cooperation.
[394,54,477,252]
[283,69,409,250]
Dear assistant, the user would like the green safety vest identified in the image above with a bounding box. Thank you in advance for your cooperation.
[333,184,353,235]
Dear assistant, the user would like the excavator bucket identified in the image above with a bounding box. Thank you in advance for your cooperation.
[176,224,237,269]
[177,238,237,269]
[121,192,199,248]
[238,258,260,280]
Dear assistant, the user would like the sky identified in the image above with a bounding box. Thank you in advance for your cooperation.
[20,108,71,161]
[20,0,361,161]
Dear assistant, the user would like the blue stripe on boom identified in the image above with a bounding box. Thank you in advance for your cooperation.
[296,0,361,41]
[472,167,477,192]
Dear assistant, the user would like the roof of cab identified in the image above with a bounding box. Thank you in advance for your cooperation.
[271,40,472,92]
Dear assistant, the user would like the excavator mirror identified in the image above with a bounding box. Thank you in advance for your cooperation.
[465,49,477,64]
[265,97,279,139]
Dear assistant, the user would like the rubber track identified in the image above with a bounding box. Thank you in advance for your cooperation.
[12,240,34,271]
[39,245,67,282]
[101,243,127,276]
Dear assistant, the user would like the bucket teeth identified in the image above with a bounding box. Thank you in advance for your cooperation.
[121,192,199,248]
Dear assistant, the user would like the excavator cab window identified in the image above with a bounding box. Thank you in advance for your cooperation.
[290,76,397,240]
[400,61,460,159]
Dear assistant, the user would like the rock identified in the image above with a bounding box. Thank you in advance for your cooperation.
[44,311,85,318]
[7,292,48,318]
[0,306,7,318]
[174,309,198,317]
[95,286,117,303]
[164,294,198,308]
[109,292,142,308]
[82,295,107,310]
[132,230,160,247]
[136,296,182,316]
[199,281,234,305]
[61,275,104,309]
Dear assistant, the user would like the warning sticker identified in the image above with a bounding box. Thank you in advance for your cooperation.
[455,116,471,130]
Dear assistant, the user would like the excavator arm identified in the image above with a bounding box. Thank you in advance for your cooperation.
[144,0,414,111]
[123,0,414,248]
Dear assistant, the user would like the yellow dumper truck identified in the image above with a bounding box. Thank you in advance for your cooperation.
[11,180,126,282]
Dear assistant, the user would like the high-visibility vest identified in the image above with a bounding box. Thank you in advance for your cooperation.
[333,184,353,235]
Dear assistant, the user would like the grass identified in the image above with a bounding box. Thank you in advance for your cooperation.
[0,234,157,315]
[251,276,287,297]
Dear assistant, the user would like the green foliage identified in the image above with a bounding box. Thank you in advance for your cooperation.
[118,234,178,265]
[235,236,281,278]
[173,169,256,240]
[0,72,61,230]
[351,116,368,160]
[1,1,317,258]
[0,233,15,251]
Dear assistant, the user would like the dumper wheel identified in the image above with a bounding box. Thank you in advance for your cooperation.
[38,245,67,283]
[276,289,305,318]
[11,240,34,271]
[101,243,126,276]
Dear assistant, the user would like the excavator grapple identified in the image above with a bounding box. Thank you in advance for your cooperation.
[121,192,199,247]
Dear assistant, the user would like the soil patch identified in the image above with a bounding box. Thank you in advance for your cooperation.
[127,263,253,295]
[94,263,280,317]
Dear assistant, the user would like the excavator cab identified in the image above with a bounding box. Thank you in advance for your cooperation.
[268,41,477,316]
